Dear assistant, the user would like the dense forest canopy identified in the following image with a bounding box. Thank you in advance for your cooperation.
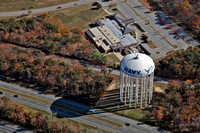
[154,45,200,131]
[156,46,200,83]
[0,43,112,104]
[0,13,107,65]
[156,81,200,132]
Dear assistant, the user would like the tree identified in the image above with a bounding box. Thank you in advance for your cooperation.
[91,50,107,65]
[44,22,58,33]
[45,58,56,66]
[1,96,10,109]
[97,3,102,9]
[16,36,22,43]
[158,81,200,132]
[192,16,200,34]
[167,24,173,29]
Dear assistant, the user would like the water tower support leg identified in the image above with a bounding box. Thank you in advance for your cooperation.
[140,77,144,108]
[145,76,149,106]
[149,74,152,104]
[129,76,133,107]
[151,72,154,100]
[135,77,139,108]
[127,76,129,99]
[120,71,124,102]
[125,74,127,105]
[143,77,146,99]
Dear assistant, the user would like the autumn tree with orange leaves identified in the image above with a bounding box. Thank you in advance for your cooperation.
[156,46,200,83]
[0,43,112,104]
[0,96,100,132]
[0,13,107,65]
[157,80,200,132]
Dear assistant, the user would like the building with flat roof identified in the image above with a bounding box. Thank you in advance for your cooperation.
[86,25,121,53]
[86,15,138,53]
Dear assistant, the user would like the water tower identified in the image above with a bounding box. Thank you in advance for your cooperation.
[120,53,155,108]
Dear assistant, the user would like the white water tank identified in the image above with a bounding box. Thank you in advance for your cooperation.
[120,53,155,108]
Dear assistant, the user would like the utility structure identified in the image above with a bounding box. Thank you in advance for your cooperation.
[120,53,155,108]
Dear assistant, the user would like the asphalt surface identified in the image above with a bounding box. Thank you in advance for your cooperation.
[0,79,167,133]
[0,120,34,133]
[102,0,199,59]
[0,0,198,59]
[0,0,173,131]
[0,0,96,17]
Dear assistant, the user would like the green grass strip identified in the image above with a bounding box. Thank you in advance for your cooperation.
[0,87,52,105]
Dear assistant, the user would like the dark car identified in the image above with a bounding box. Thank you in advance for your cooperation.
[57,6,62,9]
[125,123,130,126]
[14,95,19,97]
[0,91,4,94]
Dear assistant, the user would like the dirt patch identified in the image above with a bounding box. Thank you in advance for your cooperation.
[106,78,120,91]
[154,86,164,93]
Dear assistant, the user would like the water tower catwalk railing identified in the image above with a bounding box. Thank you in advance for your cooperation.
[119,70,154,108]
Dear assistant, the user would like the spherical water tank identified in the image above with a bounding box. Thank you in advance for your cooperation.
[119,53,155,108]
[120,53,155,77]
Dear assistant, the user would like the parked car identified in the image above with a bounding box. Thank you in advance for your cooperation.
[75,113,80,116]
[0,91,4,94]
[57,6,62,9]
[89,109,95,113]
[14,95,19,97]
[125,123,130,126]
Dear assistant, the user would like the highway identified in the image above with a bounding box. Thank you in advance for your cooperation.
[0,0,97,17]
[0,120,35,133]
[0,0,174,132]
[0,79,166,133]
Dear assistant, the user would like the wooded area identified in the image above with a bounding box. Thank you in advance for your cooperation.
[156,46,200,83]
[152,81,200,132]
[0,43,112,104]
[0,13,107,65]
[152,45,200,131]
[0,14,112,131]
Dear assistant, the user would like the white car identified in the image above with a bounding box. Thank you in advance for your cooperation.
[89,109,95,113]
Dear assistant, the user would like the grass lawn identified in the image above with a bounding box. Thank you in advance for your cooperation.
[116,108,147,120]
[0,3,108,30]
[97,77,167,121]
[172,44,178,49]
[0,0,78,12]
[49,3,108,30]
[108,4,117,9]
[147,40,157,49]
[106,53,121,64]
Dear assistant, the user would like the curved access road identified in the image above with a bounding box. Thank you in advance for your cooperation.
[0,0,96,17]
